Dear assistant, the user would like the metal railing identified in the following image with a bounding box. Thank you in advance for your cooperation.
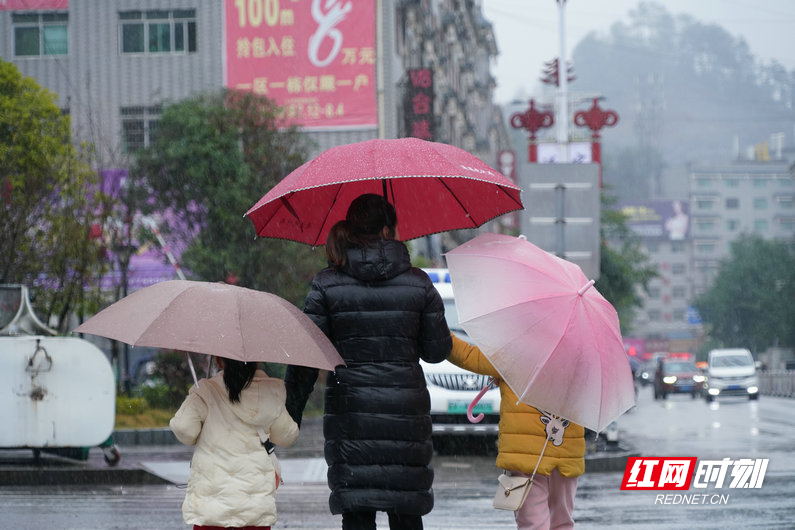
[759,370,795,398]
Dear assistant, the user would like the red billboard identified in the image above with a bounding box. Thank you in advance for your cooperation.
[0,0,67,9]
[224,0,376,129]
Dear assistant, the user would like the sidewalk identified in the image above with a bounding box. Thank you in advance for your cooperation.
[0,418,637,486]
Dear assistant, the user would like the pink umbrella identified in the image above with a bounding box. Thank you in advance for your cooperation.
[446,233,635,433]
[245,138,523,245]
[74,280,345,385]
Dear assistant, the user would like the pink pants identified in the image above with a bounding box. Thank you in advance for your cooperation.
[513,468,578,530]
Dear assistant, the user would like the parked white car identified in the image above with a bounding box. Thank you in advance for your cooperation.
[421,269,500,444]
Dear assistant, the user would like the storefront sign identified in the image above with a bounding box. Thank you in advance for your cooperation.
[405,68,434,140]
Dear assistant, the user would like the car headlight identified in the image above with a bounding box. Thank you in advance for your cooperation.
[663,375,677,384]
[693,375,706,383]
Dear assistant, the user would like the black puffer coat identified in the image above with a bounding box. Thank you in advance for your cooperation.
[285,239,451,516]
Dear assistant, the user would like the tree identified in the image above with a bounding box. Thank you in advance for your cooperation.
[602,144,667,200]
[597,191,658,333]
[132,90,325,305]
[694,235,795,354]
[0,59,106,331]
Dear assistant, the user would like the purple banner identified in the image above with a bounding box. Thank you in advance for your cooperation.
[619,200,690,241]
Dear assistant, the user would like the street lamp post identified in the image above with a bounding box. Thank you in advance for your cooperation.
[556,0,569,161]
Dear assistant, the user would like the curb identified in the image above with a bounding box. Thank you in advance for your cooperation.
[585,444,639,473]
[112,427,179,446]
[0,468,170,486]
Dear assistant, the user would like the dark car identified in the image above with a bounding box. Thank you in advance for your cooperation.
[653,358,705,399]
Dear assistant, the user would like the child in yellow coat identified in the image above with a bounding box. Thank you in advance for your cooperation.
[449,334,585,530]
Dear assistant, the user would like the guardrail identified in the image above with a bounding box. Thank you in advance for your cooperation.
[759,370,795,398]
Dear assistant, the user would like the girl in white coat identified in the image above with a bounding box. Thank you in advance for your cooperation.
[170,358,299,530]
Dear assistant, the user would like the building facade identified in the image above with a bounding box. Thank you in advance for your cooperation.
[1,0,225,167]
[617,199,696,344]
[617,158,794,352]
[689,161,795,297]
[1,0,510,258]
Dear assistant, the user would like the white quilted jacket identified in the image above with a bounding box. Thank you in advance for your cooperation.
[170,370,299,527]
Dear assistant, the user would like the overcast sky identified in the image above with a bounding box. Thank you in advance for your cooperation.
[482,0,795,104]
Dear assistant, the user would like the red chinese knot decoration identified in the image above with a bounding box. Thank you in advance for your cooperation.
[574,98,619,188]
[573,97,618,139]
[510,99,555,163]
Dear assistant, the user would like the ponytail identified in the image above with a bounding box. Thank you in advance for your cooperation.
[326,193,398,267]
[325,220,353,267]
[222,358,258,403]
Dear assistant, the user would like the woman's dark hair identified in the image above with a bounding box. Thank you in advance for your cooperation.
[326,193,398,267]
[221,358,258,403]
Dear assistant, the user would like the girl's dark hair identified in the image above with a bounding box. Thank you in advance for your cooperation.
[221,358,258,403]
[325,193,398,267]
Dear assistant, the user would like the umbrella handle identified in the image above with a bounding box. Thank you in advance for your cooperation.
[467,377,495,423]
[186,352,199,387]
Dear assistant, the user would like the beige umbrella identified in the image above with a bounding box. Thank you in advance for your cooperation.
[74,280,344,384]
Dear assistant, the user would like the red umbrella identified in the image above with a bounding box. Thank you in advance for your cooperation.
[245,138,523,245]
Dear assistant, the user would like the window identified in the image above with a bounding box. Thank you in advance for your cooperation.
[120,10,196,54]
[696,242,715,253]
[726,219,740,231]
[648,310,661,322]
[695,261,718,276]
[754,219,768,232]
[671,241,685,252]
[673,309,686,322]
[645,242,658,253]
[672,264,686,275]
[726,197,739,209]
[753,178,767,188]
[13,12,68,56]
[753,197,768,210]
[672,286,686,298]
[696,200,713,210]
[695,220,715,231]
[695,178,711,188]
[121,106,161,152]
[725,178,740,188]
[648,287,660,299]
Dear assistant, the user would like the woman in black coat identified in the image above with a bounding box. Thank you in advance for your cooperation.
[285,193,452,530]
